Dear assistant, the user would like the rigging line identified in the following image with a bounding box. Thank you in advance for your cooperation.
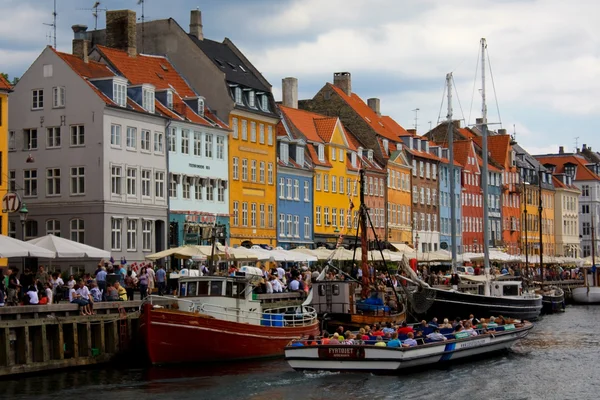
[467,44,481,127]
[436,80,447,125]
[452,75,466,126]
[486,48,503,128]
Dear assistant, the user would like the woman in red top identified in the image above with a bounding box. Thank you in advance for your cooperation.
[397,321,414,335]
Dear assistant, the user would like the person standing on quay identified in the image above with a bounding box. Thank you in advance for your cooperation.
[36,266,49,287]
[138,267,149,299]
[156,265,166,296]
[146,264,156,295]
[95,264,107,301]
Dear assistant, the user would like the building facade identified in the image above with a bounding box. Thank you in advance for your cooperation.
[551,175,580,257]
[0,75,10,251]
[438,149,462,254]
[8,45,168,272]
[386,150,413,245]
[454,140,483,253]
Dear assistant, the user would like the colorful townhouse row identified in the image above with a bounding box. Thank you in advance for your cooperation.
[2,8,595,271]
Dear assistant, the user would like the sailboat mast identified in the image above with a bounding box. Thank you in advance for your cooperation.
[447,73,457,272]
[592,208,596,287]
[538,167,544,285]
[480,38,491,296]
[359,169,369,296]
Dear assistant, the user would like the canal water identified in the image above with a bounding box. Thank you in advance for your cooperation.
[2,305,598,400]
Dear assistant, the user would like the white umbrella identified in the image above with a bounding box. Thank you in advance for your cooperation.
[28,234,110,258]
[0,235,56,258]
[249,245,275,261]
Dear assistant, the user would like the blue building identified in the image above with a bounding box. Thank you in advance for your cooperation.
[276,116,314,249]
[438,148,463,253]
[486,166,503,247]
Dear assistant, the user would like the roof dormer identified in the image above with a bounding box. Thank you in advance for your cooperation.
[141,84,156,113]
[382,139,389,155]
[156,88,174,110]
[90,76,128,108]
[564,162,577,178]
[367,149,374,161]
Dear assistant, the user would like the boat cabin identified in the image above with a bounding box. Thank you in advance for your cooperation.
[490,280,523,297]
[310,280,356,315]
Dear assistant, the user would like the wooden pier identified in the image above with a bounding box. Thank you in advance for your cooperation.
[0,301,142,377]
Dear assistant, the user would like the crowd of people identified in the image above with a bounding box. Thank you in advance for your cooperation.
[0,260,168,314]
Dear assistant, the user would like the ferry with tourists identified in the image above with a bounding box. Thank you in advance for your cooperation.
[140,267,319,364]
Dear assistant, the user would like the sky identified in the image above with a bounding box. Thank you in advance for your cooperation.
[1,0,599,156]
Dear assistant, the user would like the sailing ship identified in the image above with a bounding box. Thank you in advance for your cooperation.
[408,39,542,321]
[572,209,600,303]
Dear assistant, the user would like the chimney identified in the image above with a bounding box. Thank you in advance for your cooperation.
[475,117,483,125]
[282,77,298,109]
[498,128,507,135]
[106,10,137,57]
[333,72,351,96]
[190,9,203,40]
[367,98,380,116]
[583,143,588,151]
[407,129,417,136]
[452,120,461,129]
[72,25,90,63]
[559,146,564,154]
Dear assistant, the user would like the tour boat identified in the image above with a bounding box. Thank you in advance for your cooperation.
[140,267,320,364]
[537,286,565,313]
[284,321,533,373]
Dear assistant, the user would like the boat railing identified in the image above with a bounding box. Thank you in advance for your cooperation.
[195,302,319,328]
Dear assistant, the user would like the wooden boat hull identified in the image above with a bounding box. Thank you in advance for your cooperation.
[572,287,600,304]
[418,288,542,321]
[539,288,565,313]
[140,303,320,364]
[285,323,533,372]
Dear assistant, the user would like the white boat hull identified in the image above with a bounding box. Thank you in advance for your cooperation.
[285,324,532,372]
[572,287,600,304]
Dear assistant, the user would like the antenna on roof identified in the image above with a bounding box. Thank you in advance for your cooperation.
[77,2,107,31]
[428,121,432,132]
[138,0,145,53]
[575,137,580,153]
[512,123,516,142]
[412,108,420,132]
[43,0,57,48]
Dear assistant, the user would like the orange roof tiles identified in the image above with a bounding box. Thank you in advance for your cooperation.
[306,143,332,168]
[381,116,410,138]
[458,128,478,140]
[313,118,337,142]
[0,75,12,91]
[535,154,600,181]
[476,153,501,172]
[551,175,579,191]
[452,140,472,167]
[280,105,336,143]
[473,135,511,167]
[328,84,404,142]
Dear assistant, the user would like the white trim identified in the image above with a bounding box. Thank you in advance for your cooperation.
[150,321,308,340]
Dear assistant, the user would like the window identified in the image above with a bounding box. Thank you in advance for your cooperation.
[259,161,265,183]
[324,174,329,192]
[304,216,310,239]
[248,91,256,108]
[195,179,203,200]
[165,90,173,109]
[426,163,431,179]
[70,125,84,146]
[259,124,265,144]
[233,202,239,226]
[242,159,248,181]
[111,218,122,250]
[141,169,151,197]
[279,214,286,236]
[316,206,321,225]
[125,127,137,149]
[70,219,85,243]
[46,127,61,148]
[232,117,239,139]
[287,215,293,237]
[373,178,377,195]
[155,171,165,198]
[235,87,243,105]
[268,163,274,184]
[268,204,274,228]
[24,169,38,197]
[582,204,590,214]
[241,120,248,141]
[318,144,325,162]
[46,219,61,236]
[191,131,201,156]
[294,215,300,237]
[324,207,330,225]
[268,126,274,145]
[304,181,310,201]
[316,174,321,191]
[412,160,417,176]
[294,179,299,200]
[379,178,384,196]
[260,204,265,227]
[250,122,256,142]
[111,124,122,147]
[113,81,126,107]
[112,166,123,195]
[332,208,337,227]
[582,185,590,197]
[332,176,337,193]
[232,157,239,180]
[9,170,16,192]
[198,98,204,116]
[24,129,38,150]
[339,177,344,194]
[127,219,137,250]
[32,89,44,109]
[168,127,176,152]
[340,209,345,227]
[143,87,155,113]
[339,149,344,162]
[369,177,373,195]
[154,131,163,153]
[127,168,137,196]
[251,160,257,182]
[142,220,152,251]
[8,131,15,150]
[251,203,257,227]
[287,178,293,199]
[52,86,65,108]
[181,129,189,154]
[25,220,38,239]
[206,180,214,201]
[70,167,85,195]
[242,202,248,226]
[205,133,213,158]
[331,147,336,161]
[217,136,225,159]
[141,129,151,151]
[419,161,424,177]
[182,179,191,200]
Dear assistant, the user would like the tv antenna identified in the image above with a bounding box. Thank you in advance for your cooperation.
[78,2,108,30]
[412,108,420,131]
[43,0,57,48]
[575,137,580,152]
[138,0,145,53]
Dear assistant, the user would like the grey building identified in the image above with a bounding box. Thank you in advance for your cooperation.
[8,42,168,273]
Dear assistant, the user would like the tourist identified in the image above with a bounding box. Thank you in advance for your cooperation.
[114,282,127,301]
[371,324,385,337]
[69,284,91,315]
[76,280,95,314]
[95,266,107,301]
[26,285,39,305]
[7,268,20,306]
[426,328,448,341]
[306,335,318,346]
[276,263,286,284]
[44,283,53,304]
[51,272,64,302]
[329,333,341,345]
[35,266,50,286]
[382,322,395,335]
[147,264,156,295]
[487,316,498,328]
[20,268,34,298]
[106,284,119,301]
[374,336,386,347]
[387,332,402,347]
[428,317,439,327]
[90,282,102,303]
[67,275,77,290]
[439,318,452,329]
[156,265,167,296]
[288,276,303,295]
[463,321,478,336]
[397,321,414,335]
[138,267,149,299]
[271,275,283,293]
[359,328,369,341]
[265,277,273,294]
[450,273,460,290]
[402,332,418,347]
[124,271,136,301]
[344,331,355,345]
[321,332,331,345]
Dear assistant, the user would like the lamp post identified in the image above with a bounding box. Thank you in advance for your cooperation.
[415,232,420,253]
[19,203,29,272]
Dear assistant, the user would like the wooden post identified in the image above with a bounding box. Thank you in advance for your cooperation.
[86,322,92,357]
[113,320,119,353]
[58,323,64,360]
[41,325,49,362]
[24,326,32,364]
[72,323,79,358]
[99,321,106,354]
[1,328,10,367]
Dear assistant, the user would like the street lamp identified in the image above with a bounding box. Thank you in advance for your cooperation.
[19,203,29,241]
[415,232,420,252]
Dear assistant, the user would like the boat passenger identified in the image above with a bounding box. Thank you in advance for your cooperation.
[468,314,480,325]
[382,322,395,335]
[487,316,498,328]
[374,336,386,347]
[439,318,453,329]
[371,324,385,337]
[265,278,273,294]
[428,317,439,327]
[452,317,462,329]
[291,340,304,347]
[454,324,464,333]
[307,335,318,346]
[344,332,355,345]
[426,328,448,341]
[386,332,402,348]
[496,315,506,325]
[358,328,369,341]
[463,321,478,337]
[402,332,418,347]
[329,333,341,345]
[397,321,414,335]
[271,276,283,293]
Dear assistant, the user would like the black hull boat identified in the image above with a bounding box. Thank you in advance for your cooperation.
[538,287,565,313]
[415,287,543,321]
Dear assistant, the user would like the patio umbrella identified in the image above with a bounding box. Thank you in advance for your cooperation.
[0,235,56,258]
[28,234,110,258]
[146,245,217,260]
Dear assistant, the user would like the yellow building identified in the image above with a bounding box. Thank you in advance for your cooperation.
[0,75,10,241]
[279,106,360,247]
[521,179,556,257]
[387,150,413,244]
[228,110,279,247]
[541,187,556,256]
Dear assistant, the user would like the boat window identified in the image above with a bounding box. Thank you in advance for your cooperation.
[198,281,209,295]
[210,281,222,296]
[332,284,340,296]
[318,285,325,296]
[233,283,246,298]
[503,285,519,296]
[226,281,233,297]
[187,282,198,297]
[179,283,187,296]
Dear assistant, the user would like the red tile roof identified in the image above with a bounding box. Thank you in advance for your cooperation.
[551,175,579,191]
[473,135,511,167]
[452,140,473,167]
[0,75,12,91]
[280,105,338,144]
[276,121,288,137]
[313,118,337,142]
[535,154,600,181]
[381,116,410,138]
[458,127,478,140]
[306,143,332,168]
[328,84,404,142]
[476,153,501,172]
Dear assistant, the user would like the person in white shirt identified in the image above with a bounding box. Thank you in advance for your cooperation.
[276,265,286,283]
[426,328,448,341]
[45,283,53,304]
[75,280,93,315]
[265,278,273,294]
[272,276,283,293]
[26,286,39,305]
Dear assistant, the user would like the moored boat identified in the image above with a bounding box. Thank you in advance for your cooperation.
[285,321,533,373]
[140,268,320,364]
[537,286,566,313]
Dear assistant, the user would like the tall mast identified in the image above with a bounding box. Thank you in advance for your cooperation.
[447,73,457,272]
[592,208,596,287]
[538,167,544,285]
[480,38,491,296]
[359,169,370,298]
